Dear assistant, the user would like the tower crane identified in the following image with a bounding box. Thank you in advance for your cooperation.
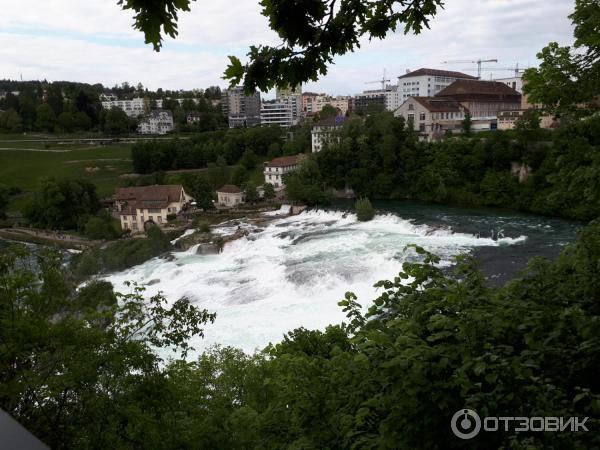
[440,59,498,78]
[365,69,391,90]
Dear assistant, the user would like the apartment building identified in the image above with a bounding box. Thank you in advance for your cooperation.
[354,86,400,113]
[494,75,524,94]
[261,95,302,127]
[221,87,261,128]
[101,97,164,118]
[137,110,174,135]
[302,93,351,116]
[397,68,476,101]
[311,116,345,152]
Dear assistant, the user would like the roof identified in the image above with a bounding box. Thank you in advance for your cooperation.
[0,409,49,450]
[116,185,184,212]
[313,116,346,127]
[412,97,465,113]
[217,184,242,194]
[265,155,300,168]
[436,80,521,101]
[398,68,476,80]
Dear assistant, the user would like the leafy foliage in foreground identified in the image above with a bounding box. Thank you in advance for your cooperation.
[2,220,599,448]
[0,246,215,449]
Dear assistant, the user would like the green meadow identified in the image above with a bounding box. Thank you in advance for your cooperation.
[0,138,132,212]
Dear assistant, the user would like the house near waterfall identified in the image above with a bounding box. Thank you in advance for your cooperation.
[114,185,191,233]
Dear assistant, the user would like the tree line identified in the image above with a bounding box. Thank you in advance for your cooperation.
[285,112,600,222]
[130,125,311,174]
[0,79,227,134]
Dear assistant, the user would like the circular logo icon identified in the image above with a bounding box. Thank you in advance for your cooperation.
[451,409,481,439]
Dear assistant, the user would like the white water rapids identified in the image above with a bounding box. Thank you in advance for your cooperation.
[105,210,527,354]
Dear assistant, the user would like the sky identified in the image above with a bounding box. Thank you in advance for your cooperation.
[0,0,577,96]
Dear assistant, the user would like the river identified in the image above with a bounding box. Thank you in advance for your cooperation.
[99,201,581,355]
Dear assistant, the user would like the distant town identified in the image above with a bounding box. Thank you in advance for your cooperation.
[1,66,540,144]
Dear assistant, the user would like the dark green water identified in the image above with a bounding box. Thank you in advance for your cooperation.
[369,200,582,285]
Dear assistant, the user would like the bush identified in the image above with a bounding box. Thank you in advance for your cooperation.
[355,197,375,221]
[83,212,121,240]
[198,220,211,233]
[166,213,177,222]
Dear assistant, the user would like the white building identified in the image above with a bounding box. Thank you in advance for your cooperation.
[101,97,164,118]
[397,68,476,102]
[354,85,400,113]
[263,155,301,190]
[216,185,245,207]
[260,96,301,127]
[394,96,469,140]
[138,110,174,135]
[494,75,523,94]
[311,116,345,152]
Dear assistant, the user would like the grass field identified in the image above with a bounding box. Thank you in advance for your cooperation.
[0,139,132,212]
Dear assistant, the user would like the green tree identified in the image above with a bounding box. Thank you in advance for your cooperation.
[355,197,375,221]
[35,103,57,132]
[263,182,276,200]
[104,107,129,135]
[0,109,22,132]
[24,178,101,230]
[83,212,121,240]
[523,0,600,117]
[185,173,215,210]
[244,182,258,203]
[57,111,76,132]
[240,148,258,169]
[0,184,9,219]
[461,113,472,136]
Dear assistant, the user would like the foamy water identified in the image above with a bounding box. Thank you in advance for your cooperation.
[105,210,527,354]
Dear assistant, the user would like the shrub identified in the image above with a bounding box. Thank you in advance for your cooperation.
[355,197,375,221]
[166,213,177,222]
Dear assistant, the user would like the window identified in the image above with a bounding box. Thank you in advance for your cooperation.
[419,112,426,121]
[408,103,414,111]
[158,216,162,223]
[419,123,426,132]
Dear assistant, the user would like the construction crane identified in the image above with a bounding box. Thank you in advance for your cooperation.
[440,59,498,78]
[365,69,391,90]
[477,63,527,77]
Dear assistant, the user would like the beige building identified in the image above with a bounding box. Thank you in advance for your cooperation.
[311,116,346,152]
[498,84,557,130]
[435,80,521,119]
[115,185,190,233]
[302,93,351,116]
[216,185,245,207]
[264,155,301,190]
[395,97,469,140]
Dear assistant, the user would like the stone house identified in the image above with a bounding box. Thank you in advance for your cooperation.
[216,185,245,207]
[115,185,190,233]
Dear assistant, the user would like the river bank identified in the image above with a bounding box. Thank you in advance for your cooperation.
[0,227,101,250]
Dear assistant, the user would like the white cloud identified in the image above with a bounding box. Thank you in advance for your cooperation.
[0,0,576,94]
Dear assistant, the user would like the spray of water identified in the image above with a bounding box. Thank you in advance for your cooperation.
[105,210,527,354]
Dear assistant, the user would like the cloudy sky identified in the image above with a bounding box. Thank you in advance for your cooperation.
[0,0,576,96]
